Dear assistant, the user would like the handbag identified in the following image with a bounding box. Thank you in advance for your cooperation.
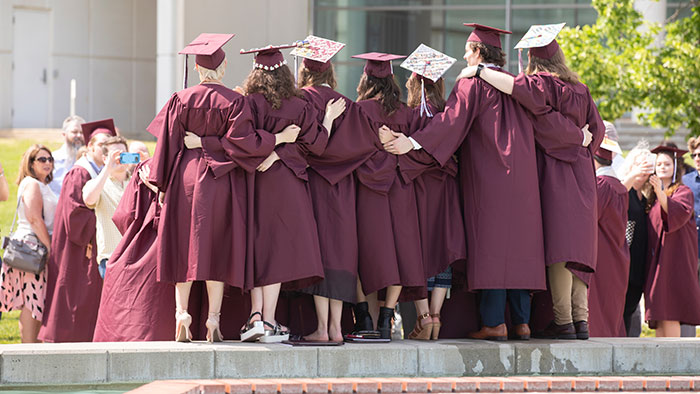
[1,193,48,274]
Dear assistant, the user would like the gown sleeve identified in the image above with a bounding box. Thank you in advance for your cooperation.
[203,96,276,176]
[63,168,97,246]
[662,186,695,233]
[410,78,483,167]
[275,103,329,180]
[147,93,186,192]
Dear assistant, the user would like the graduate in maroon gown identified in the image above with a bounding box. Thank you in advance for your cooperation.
[39,119,115,342]
[93,159,176,341]
[293,37,379,342]
[147,34,290,342]
[393,67,467,340]
[230,44,344,342]
[385,24,553,341]
[644,143,700,337]
[455,24,605,340]
[586,132,630,337]
[348,52,429,341]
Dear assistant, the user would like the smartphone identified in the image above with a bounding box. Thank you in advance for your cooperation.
[646,152,657,172]
[120,152,141,164]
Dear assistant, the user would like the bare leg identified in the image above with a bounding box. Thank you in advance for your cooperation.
[414,298,430,316]
[19,307,41,343]
[262,283,284,329]
[306,295,330,341]
[175,281,193,313]
[656,320,681,337]
[384,285,402,309]
[205,280,224,315]
[429,288,448,316]
[328,299,344,342]
[356,280,367,302]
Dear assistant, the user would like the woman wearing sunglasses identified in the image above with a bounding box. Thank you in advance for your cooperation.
[0,145,58,342]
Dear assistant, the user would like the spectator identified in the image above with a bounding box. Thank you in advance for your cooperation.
[681,136,700,337]
[0,145,58,342]
[82,136,130,279]
[49,115,85,195]
[128,141,150,161]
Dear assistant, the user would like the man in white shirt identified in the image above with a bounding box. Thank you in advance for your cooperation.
[50,115,85,195]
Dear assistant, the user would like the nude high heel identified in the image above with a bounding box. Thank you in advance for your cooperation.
[175,310,192,342]
[206,312,223,343]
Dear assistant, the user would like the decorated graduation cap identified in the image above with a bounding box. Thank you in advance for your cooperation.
[81,118,116,145]
[595,121,623,162]
[400,44,456,117]
[178,33,234,89]
[651,142,688,183]
[463,23,512,49]
[291,35,345,73]
[352,52,406,79]
[514,23,566,72]
[240,44,298,71]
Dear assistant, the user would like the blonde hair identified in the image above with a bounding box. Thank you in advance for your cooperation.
[526,47,579,85]
[197,59,226,82]
[688,136,700,152]
[17,144,53,185]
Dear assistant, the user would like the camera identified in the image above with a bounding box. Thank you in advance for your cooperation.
[120,152,141,164]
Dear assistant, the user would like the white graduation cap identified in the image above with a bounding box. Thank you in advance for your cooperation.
[514,23,566,72]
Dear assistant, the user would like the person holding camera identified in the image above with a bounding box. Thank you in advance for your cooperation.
[0,145,58,342]
[82,136,131,279]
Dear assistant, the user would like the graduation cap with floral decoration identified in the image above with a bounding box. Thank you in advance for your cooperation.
[291,35,345,73]
[400,44,456,117]
[241,44,298,71]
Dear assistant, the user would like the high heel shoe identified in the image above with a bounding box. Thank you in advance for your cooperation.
[408,312,434,340]
[206,312,223,343]
[430,313,441,340]
[175,310,192,342]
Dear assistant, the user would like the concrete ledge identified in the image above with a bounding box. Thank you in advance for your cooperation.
[1,338,700,386]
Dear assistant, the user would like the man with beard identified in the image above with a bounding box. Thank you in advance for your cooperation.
[50,115,86,195]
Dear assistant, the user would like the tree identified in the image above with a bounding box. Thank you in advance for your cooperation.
[638,2,700,137]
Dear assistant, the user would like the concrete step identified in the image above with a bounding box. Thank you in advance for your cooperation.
[1,338,700,387]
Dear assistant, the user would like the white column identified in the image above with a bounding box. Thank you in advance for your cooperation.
[635,0,667,46]
[156,0,184,113]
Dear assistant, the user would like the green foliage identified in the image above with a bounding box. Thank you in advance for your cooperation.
[559,0,700,137]
[637,3,700,137]
[558,0,658,121]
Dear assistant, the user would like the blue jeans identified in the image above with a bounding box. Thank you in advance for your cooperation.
[479,289,531,327]
[98,258,108,279]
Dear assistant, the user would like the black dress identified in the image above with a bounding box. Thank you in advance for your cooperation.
[623,188,647,335]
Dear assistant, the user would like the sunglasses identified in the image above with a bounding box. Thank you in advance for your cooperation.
[34,156,54,163]
[692,153,700,159]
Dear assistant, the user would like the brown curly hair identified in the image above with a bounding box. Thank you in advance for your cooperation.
[243,65,303,110]
[406,75,445,112]
[298,63,337,90]
[468,41,506,67]
[526,47,580,85]
[356,73,403,116]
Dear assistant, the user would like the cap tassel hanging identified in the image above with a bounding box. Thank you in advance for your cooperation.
[673,154,678,184]
[420,78,433,118]
[518,49,524,74]
[183,54,189,89]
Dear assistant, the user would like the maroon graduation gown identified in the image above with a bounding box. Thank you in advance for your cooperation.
[242,93,327,290]
[39,161,102,342]
[511,73,605,273]
[402,103,467,281]
[410,72,545,291]
[585,173,630,337]
[300,85,379,302]
[644,185,700,326]
[93,160,176,341]
[147,83,275,289]
[354,100,426,297]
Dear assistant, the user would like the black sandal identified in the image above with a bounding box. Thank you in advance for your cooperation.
[240,312,265,342]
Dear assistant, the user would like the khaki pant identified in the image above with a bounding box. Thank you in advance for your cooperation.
[548,262,588,325]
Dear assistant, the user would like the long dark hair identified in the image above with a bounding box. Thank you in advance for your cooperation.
[406,75,445,112]
[356,73,403,116]
[644,142,685,213]
[244,65,303,110]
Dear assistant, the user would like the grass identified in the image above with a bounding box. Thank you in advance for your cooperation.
[0,310,21,343]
